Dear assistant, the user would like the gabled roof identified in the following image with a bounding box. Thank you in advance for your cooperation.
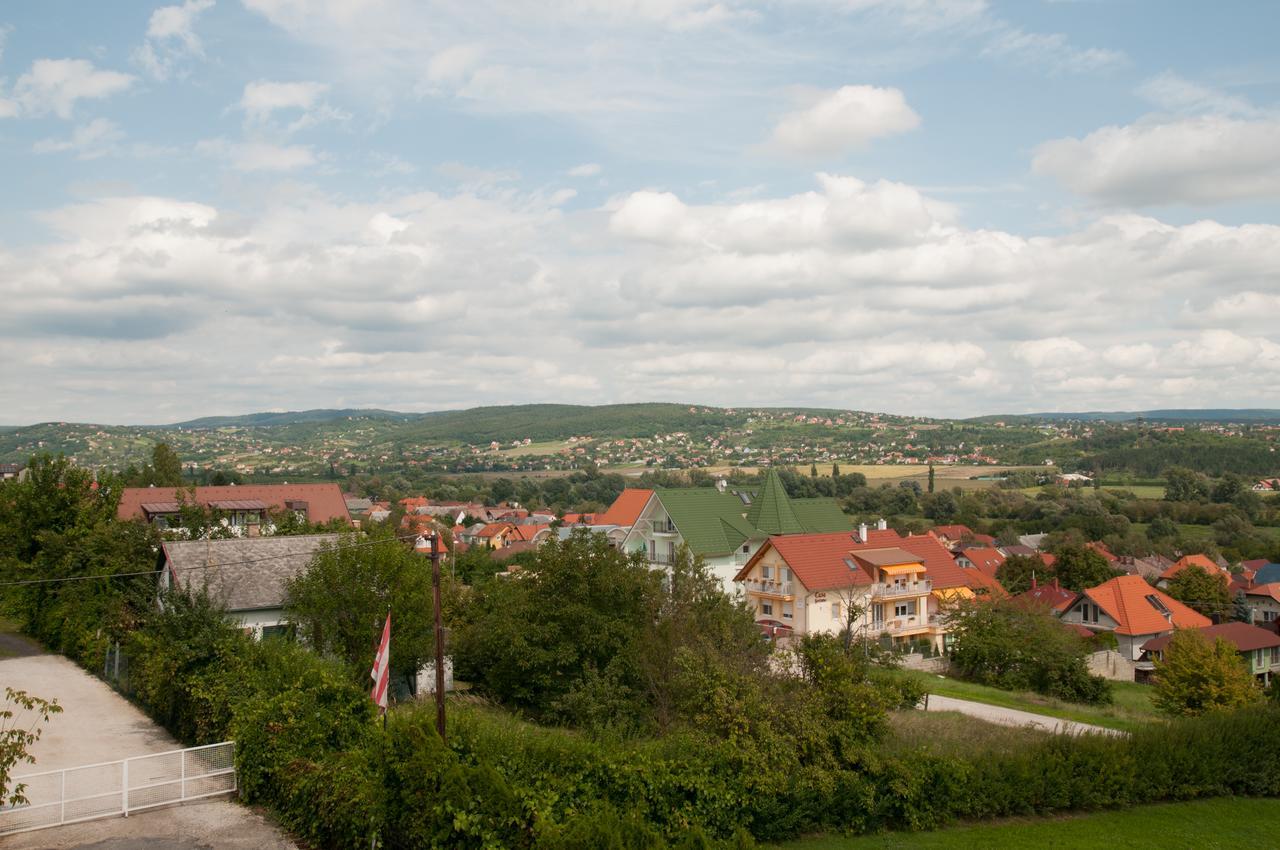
[163,533,340,612]
[593,488,654,528]
[745,469,805,534]
[1080,575,1210,636]
[929,524,973,542]
[1086,541,1119,563]
[1253,563,1280,586]
[1012,578,1076,613]
[652,484,850,558]
[1142,621,1280,654]
[737,527,1003,595]
[476,522,515,539]
[1160,553,1230,583]
[119,484,351,525]
[508,524,549,543]
[1245,582,1280,603]
[959,546,1006,578]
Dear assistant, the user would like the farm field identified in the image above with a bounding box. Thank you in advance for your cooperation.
[889,670,1159,734]
[771,797,1280,849]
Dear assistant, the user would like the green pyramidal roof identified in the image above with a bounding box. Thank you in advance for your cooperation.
[745,469,805,534]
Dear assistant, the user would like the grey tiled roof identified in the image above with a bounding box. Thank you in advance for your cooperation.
[162,534,340,612]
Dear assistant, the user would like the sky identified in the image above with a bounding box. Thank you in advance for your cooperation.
[2,0,1279,424]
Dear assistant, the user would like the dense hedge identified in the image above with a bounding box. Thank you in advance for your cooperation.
[52,596,1280,848]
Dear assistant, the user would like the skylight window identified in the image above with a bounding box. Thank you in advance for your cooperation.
[1145,594,1170,614]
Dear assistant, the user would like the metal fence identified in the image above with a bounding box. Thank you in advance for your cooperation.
[0,741,236,836]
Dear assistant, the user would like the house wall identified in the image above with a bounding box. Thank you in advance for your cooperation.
[1247,596,1280,625]
[623,497,757,593]
[231,607,288,639]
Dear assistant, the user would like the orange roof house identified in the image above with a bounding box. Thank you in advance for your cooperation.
[593,488,654,528]
[118,483,352,528]
[956,546,1006,579]
[1011,577,1075,613]
[1159,554,1231,585]
[1062,574,1210,660]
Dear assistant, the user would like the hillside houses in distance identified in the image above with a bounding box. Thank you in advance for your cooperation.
[118,483,352,533]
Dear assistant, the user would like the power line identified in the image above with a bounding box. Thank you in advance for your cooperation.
[0,530,435,589]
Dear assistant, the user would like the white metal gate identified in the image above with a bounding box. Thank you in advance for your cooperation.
[0,741,236,835]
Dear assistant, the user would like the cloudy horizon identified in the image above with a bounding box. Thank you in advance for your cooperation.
[3,1,1279,425]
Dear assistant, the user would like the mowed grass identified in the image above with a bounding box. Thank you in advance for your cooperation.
[890,669,1159,734]
[770,797,1280,849]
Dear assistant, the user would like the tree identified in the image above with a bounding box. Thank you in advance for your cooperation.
[1,689,63,808]
[1164,467,1210,502]
[1164,565,1231,618]
[995,553,1048,596]
[1151,629,1262,716]
[1147,515,1178,541]
[285,528,443,688]
[810,463,818,478]
[927,463,935,494]
[831,463,840,478]
[921,490,958,521]
[151,443,185,487]
[945,599,1111,704]
[1051,544,1120,591]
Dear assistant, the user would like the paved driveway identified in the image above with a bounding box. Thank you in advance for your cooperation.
[1,651,296,850]
[925,693,1127,737]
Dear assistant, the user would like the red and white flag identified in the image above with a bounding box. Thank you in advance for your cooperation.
[371,611,391,714]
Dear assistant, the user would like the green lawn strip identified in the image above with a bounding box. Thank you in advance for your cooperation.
[893,670,1158,734]
[769,797,1280,849]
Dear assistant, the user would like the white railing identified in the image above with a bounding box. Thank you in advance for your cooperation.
[0,741,236,836]
[743,578,794,596]
[872,580,932,599]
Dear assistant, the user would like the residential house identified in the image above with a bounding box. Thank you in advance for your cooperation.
[1018,533,1048,551]
[929,525,994,549]
[1157,553,1231,588]
[118,483,352,532]
[591,488,654,531]
[1141,622,1280,685]
[0,463,24,481]
[734,525,1004,652]
[1060,575,1211,660]
[1010,577,1076,614]
[159,534,340,639]
[1252,563,1280,586]
[956,546,1005,579]
[473,522,518,549]
[1244,584,1280,628]
[621,470,851,591]
[1251,479,1280,492]
[1115,554,1171,583]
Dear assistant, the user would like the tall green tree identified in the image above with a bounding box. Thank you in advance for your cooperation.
[1051,544,1120,591]
[995,553,1049,596]
[1164,565,1231,618]
[1164,467,1210,502]
[151,442,185,487]
[285,528,443,687]
[927,463,935,494]
[1151,629,1262,716]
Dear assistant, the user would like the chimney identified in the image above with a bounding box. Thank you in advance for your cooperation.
[858,522,868,542]
[876,517,887,531]
[1031,575,1038,590]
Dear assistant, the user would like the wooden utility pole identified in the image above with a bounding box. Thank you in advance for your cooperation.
[430,534,446,741]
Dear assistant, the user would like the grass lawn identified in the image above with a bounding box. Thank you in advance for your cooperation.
[770,797,1280,849]
[890,669,1159,734]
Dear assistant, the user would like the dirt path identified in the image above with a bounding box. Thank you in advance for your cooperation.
[925,693,1127,737]
[0,652,296,849]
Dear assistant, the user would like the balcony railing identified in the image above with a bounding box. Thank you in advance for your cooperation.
[651,520,678,535]
[742,578,794,598]
[871,614,940,635]
[872,580,932,599]
[649,552,675,566]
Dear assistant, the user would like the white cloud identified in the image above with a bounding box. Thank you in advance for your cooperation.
[32,118,124,159]
[981,25,1126,74]
[240,80,327,120]
[1135,71,1257,118]
[568,163,603,178]
[1034,115,1280,206]
[195,138,318,171]
[769,85,920,156]
[134,0,216,80]
[1011,337,1092,370]
[11,58,135,119]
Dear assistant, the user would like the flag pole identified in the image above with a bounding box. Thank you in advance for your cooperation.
[431,533,446,741]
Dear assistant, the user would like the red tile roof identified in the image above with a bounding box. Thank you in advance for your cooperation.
[1012,577,1075,613]
[1142,621,1280,654]
[593,488,654,528]
[508,524,550,543]
[1086,541,1119,563]
[476,522,515,539]
[1160,554,1230,583]
[737,528,1004,595]
[959,546,1006,578]
[1082,575,1210,636]
[1246,583,1280,603]
[117,483,351,525]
